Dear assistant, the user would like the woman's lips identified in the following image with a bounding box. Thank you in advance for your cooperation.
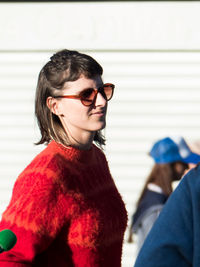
[93,112,104,116]
[91,110,105,117]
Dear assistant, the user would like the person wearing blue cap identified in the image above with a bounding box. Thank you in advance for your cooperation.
[128,136,200,256]
[134,143,200,267]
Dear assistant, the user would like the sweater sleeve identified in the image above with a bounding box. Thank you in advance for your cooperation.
[0,162,67,266]
[134,167,198,267]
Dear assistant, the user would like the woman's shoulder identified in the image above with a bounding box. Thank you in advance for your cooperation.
[93,144,107,161]
[16,142,71,186]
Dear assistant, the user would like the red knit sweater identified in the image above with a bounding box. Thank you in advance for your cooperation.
[0,141,127,266]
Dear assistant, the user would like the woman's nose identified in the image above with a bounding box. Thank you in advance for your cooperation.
[95,91,107,106]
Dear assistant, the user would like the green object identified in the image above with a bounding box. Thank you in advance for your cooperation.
[0,229,17,251]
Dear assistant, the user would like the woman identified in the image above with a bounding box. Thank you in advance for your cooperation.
[0,49,128,266]
[128,136,200,254]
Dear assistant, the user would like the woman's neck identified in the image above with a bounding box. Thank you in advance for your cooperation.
[59,116,96,150]
[66,131,95,150]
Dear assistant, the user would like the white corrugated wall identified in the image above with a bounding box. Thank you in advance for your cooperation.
[1,2,200,266]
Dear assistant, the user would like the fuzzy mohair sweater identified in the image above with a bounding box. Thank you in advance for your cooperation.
[0,141,127,266]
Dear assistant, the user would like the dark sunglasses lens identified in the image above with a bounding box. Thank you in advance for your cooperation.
[102,84,114,100]
[80,88,96,106]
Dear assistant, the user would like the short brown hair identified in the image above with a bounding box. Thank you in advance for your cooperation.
[35,49,105,147]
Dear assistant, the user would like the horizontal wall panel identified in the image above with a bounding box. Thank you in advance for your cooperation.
[1,3,200,50]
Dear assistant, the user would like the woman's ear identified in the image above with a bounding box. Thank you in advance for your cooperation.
[46,97,62,116]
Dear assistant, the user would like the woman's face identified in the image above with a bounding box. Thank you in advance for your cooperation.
[49,75,108,145]
[173,162,188,181]
[183,163,196,176]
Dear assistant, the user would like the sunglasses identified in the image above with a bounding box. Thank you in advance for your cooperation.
[54,83,115,107]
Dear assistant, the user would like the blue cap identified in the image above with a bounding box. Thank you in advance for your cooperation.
[149,136,200,164]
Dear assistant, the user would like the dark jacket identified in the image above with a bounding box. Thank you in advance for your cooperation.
[134,164,200,267]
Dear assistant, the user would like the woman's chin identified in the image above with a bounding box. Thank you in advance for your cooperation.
[93,121,106,131]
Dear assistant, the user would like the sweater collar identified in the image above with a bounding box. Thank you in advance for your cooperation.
[49,140,96,164]
[147,183,163,194]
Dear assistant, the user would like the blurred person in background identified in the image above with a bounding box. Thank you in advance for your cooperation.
[134,139,200,267]
[128,136,200,255]
[0,49,127,266]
